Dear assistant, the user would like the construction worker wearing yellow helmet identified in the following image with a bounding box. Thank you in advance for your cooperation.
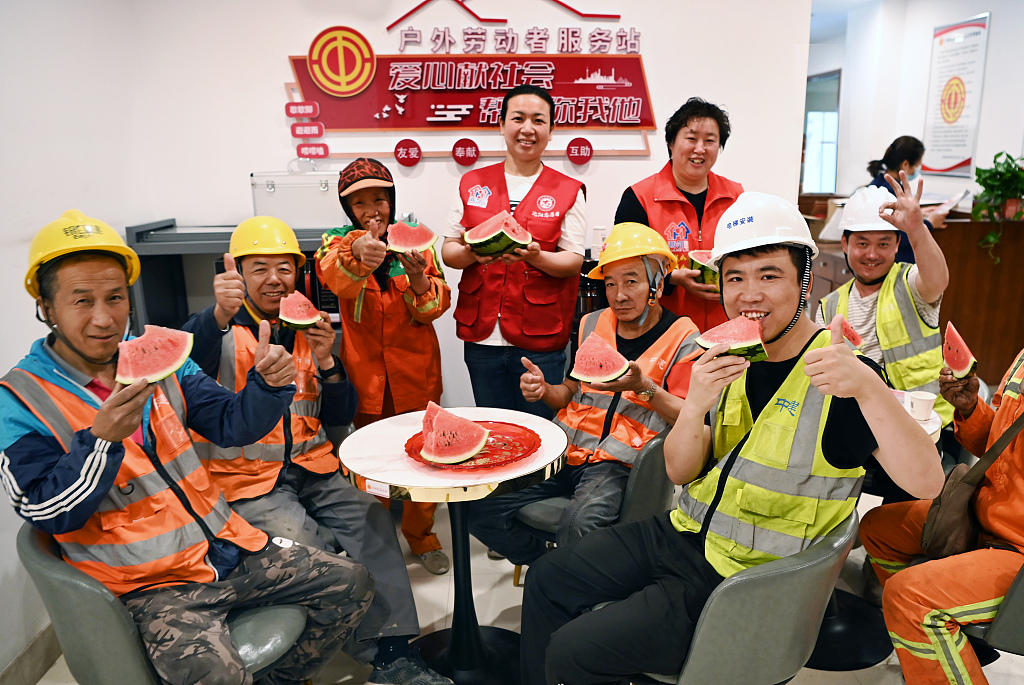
[471,222,705,595]
[181,217,454,685]
[519,196,945,685]
[4,212,377,685]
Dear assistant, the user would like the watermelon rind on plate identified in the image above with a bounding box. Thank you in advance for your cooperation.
[420,403,490,464]
[943,321,977,379]
[386,220,438,254]
[687,250,720,290]
[279,291,321,330]
[695,316,768,362]
[570,333,630,383]
[115,325,194,385]
[464,210,532,256]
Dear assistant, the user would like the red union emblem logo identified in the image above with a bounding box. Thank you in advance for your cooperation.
[537,195,556,211]
[307,26,376,98]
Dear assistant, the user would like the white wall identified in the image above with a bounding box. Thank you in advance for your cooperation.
[831,0,1024,197]
[0,0,813,671]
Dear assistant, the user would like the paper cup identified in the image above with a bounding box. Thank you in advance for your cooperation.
[909,391,937,421]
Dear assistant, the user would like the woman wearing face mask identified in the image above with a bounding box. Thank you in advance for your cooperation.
[866,136,948,263]
[442,84,586,421]
[316,157,453,576]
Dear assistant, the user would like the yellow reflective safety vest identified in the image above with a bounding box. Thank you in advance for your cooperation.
[670,330,865,578]
[192,325,335,501]
[820,262,953,426]
[555,308,702,466]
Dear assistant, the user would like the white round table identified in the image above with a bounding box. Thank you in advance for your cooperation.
[338,407,569,685]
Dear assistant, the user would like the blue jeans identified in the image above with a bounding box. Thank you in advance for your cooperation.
[463,341,567,420]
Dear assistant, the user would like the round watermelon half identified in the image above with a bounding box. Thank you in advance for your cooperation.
[421,407,490,464]
[465,210,532,256]
[687,250,719,290]
[570,332,629,383]
[943,321,977,379]
[695,316,768,362]
[115,325,194,385]
[279,291,321,330]
[386,221,438,254]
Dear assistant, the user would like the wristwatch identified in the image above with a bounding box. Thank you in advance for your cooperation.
[637,381,658,401]
[320,356,344,379]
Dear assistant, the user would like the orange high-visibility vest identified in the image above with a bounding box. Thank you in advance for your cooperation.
[192,325,336,501]
[1,369,268,596]
[556,308,701,466]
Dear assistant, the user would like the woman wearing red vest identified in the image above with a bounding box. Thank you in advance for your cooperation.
[442,84,586,420]
[614,97,743,332]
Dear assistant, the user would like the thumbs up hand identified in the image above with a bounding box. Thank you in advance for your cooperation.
[520,356,548,402]
[213,252,246,329]
[254,319,296,387]
[803,315,874,398]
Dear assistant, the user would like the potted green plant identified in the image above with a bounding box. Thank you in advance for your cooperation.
[971,152,1024,264]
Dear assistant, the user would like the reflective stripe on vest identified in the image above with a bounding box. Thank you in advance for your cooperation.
[822,263,952,425]
[0,369,267,595]
[672,330,864,578]
[556,308,701,466]
[1001,351,1024,401]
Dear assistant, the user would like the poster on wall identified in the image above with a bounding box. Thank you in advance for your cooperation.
[921,13,989,177]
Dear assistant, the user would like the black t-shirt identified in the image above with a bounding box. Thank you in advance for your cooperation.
[616,310,680,361]
[707,332,880,470]
[613,187,708,229]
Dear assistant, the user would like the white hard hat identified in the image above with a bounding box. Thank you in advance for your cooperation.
[709,192,818,271]
[839,186,897,233]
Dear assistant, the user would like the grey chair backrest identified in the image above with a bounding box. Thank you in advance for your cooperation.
[972,558,1024,654]
[16,523,163,684]
[618,426,674,523]
[673,511,859,685]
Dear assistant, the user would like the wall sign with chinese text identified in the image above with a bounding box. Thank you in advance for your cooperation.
[451,139,480,166]
[394,139,422,167]
[566,137,593,164]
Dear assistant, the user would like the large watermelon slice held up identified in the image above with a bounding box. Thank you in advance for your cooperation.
[279,291,321,330]
[386,221,438,254]
[115,325,194,385]
[695,316,768,362]
[570,333,630,383]
[943,321,977,379]
[420,402,490,464]
[464,211,532,256]
[687,250,719,290]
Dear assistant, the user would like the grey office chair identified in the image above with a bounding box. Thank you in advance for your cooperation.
[17,523,308,685]
[961,557,1024,654]
[511,427,675,586]
[628,511,859,685]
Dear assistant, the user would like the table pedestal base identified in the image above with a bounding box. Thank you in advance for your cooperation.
[805,589,893,671]
[413,627,520,685]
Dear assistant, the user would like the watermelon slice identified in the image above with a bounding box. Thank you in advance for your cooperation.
[688,250,719,290]
[386,220,438,254]
[279,291,321,330]
[115,325,194,385]
[695,316,768,362]
[943,321,977,379]
[464,210,533,256]
[570,333,630,383]
[838,314,863,347]
[420,404,490,464]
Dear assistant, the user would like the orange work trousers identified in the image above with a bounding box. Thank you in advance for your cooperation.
[861,500,1022,685]
[353,387,442,557]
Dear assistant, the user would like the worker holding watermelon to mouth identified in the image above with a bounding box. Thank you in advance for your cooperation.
[184,213,454,685]
[468,222,704,567]
[316,157,454,581]
[817,177,953,502]
[1,210,376,685]
[520,192,945,685]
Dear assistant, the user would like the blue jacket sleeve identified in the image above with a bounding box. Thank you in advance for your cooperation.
[181,305,226,378]
[0,388,125,534]
[179,362,296,447]
[320,358,358,427]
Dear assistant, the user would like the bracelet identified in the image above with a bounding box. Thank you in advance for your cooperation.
[320,358,344,379]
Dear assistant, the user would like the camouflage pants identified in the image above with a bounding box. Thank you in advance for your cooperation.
[122,538,374,685]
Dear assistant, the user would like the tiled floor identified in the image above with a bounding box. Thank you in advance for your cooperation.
[37,496,1024,684]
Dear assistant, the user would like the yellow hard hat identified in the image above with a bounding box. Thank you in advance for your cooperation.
[25,209,141,299]
[229,216,306,269]
[587,222,678,279]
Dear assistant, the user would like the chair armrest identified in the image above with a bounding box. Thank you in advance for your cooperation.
[984,555,1024,653]
[619,428,674,523]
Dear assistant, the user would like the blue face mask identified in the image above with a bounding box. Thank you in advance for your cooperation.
[906,167,921,184]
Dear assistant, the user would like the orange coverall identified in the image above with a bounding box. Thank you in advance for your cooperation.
[317,228,451,555]
[861,347,1024,684]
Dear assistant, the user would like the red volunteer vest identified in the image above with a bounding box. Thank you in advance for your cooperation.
[630,164,743,332]
[454,163,584,352]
